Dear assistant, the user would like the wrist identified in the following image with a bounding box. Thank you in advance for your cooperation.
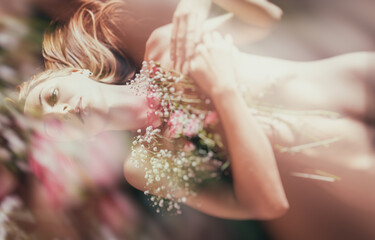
[209,86,245,109]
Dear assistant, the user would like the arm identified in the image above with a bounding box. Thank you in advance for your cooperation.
[188,32,288,219]
[212,0,282,27]
[171,0,282,72]
[126,32,288,219]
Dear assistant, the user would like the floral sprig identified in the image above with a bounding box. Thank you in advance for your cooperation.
[129,61,228,214]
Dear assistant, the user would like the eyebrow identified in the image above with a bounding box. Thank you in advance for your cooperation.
[38,88,45,110]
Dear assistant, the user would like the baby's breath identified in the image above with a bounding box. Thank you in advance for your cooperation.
[130,61,228,214]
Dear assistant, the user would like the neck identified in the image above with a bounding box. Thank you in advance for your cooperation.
[101,83,149,132]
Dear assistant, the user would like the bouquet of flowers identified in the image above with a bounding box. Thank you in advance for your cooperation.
[129,61,230,213]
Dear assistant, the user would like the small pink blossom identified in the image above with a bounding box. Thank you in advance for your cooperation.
[167,110,184,138]
[152,66,161,74]
[147,111,161,128]
[204,111,218,127]
[146,92,160,109]
[183,118,201,137]
[182,141,196,152]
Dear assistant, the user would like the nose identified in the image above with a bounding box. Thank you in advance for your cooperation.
[44,103,74,119]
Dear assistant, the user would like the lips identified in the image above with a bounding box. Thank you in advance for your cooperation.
[75,97,85,124]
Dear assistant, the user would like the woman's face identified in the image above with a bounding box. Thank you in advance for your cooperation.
[24,73,109,139]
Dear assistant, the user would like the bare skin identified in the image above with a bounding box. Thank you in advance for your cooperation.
[126,20,375,221]
[21,0,375,227]
[125,33,289,219]
[147,21,375,121]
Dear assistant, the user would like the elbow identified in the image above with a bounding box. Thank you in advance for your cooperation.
[263,2,283,24]
[241,197,289,220]
[261,199,289,220]
[249,3,283,28]
[123,158,146,192]
[254,198,289,220]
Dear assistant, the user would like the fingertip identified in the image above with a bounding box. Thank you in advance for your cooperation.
[195,43,204,52]
[203,32,211,44]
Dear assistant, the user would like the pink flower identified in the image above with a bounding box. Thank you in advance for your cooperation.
[183,118,201,137]
[204,111,218,127]
[152,66,161,74]
[182,141,196,152]
[98,191,140,234]
[147,111,161,128]
[146,92,160,109]
[28,137,68,208]
[167,110,184,138]
[27,130,127,209]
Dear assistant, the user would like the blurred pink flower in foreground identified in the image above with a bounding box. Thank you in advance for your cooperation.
[28,133,82,207]
[28,131,127,208]
[97,190,140,235]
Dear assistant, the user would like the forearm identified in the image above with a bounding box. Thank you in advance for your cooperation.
[212,0,282,27]
[211,87,288,218]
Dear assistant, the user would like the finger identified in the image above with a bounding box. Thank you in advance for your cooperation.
[184,16,198,73]
[190,43,209,74]
[171,16,180,63]
[185,15,197,60]
[193,12,207,44]
[203,32,213,45]
[171,17,180,69]
[176,15,188,72]
[194,43,209,58]
[212,31,222,42]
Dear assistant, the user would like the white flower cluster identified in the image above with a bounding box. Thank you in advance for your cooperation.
[129,61,228,214]
[132,126,224,213]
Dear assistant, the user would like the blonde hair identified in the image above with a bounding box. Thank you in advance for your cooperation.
[19,0,136,106]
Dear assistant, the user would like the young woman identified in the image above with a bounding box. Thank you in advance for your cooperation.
[19,0,375,221]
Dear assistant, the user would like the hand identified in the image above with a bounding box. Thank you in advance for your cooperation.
[189,32,239,97]
[171,0,212,73]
